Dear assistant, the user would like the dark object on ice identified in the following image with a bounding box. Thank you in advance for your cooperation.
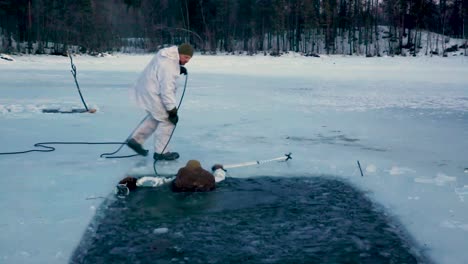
[126,138,149,156]
[269,51,281,57]
[41,108,96,114]
[305,53,320,57]
[0,54,14,61]
[171,160,215,192]
[119,176,138,191]
[71,176,427,264]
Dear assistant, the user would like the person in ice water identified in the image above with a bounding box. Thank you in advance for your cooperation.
[118,160,226,192]
[126,43,194,161]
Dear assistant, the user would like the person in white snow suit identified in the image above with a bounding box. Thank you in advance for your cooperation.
[126,43,193,160]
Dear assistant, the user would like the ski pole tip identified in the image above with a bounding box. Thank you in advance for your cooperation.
[88,108,97,113]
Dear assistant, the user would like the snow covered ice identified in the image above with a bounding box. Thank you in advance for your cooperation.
[0,53,467,263]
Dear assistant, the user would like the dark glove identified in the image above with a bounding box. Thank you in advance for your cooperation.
[180,66,187,75]
[167,107,179,125]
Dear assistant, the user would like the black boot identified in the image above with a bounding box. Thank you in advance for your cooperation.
[154,152,180,161]
[126,138,148,156]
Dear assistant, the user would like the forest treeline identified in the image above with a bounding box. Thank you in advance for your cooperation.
[0,0,466,56]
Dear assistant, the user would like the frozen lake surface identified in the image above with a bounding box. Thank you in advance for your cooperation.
[0,53,467,263]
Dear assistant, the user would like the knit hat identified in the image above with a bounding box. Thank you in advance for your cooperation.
[186,160,201,169]
[178,43,194,57]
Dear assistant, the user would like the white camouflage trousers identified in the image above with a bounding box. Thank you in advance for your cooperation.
[131,113,175,154]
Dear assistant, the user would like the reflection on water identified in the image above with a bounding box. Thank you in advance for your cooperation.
[71,177,426,264]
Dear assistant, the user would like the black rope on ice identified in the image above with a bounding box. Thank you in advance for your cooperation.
[0,113,156,158]
[0,111,155,158]
[0,141,137,157]
[100,114,151,159]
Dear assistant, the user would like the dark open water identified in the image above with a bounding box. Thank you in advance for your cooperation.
[70,176,427,264]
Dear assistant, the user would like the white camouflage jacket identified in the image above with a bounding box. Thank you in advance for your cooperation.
[132,46,180,120]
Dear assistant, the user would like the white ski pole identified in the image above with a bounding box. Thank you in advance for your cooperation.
[221,153,292,170]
